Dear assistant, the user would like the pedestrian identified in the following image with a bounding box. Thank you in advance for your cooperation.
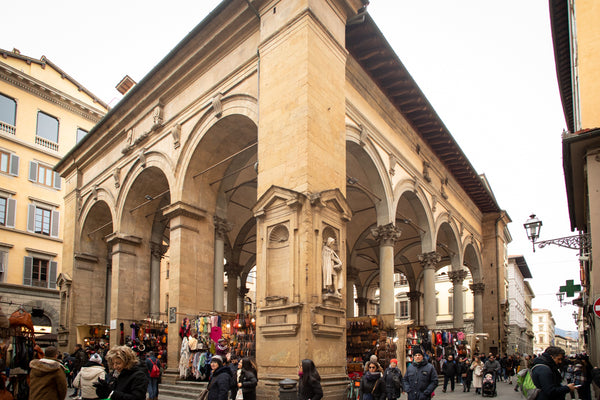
[145,351,161,400]
[506,355,515,384]
[383,358,402,400]
[93,345,148,400]
[461,358,472,392]
[298,359,323,400]
[403,348,437,400]
[573,355,592,400]
[471,356,484,395]
[442,354,458,392]
[228,353,239,400]
[530,346,575,400]
[365,354,379,373]
[73,353,106,400]
[484,354,501,381]
[236,357,258,400]
[359,361,385,400]
[206,355,233,400]
[29,345,68,400]
[70,343,88,398]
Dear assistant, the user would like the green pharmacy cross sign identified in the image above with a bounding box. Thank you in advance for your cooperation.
[559,280,581,297]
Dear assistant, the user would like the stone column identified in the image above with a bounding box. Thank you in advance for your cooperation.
[225,262,243,313]
[419,252,441,328]
[238,286,249,313]
[149,243,164,319]
[448,270,468,329]
[470,283,485,333]
[162,202,210,370]
[407,291,422,325]
[371,224,401,315]
[356,297,368,316]
[106,234,143,349]
[213,216,231,312]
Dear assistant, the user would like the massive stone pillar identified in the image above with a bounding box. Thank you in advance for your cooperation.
[371,224,401,316]
[448,270,468,329]
[106,234,143,349]
[470,282,485,333]
[419,252,440,328]
[407,291,422,325]
[346,267,359,317]
[253,1,362,398]
[162,202,211,370]
[213,216,231,312]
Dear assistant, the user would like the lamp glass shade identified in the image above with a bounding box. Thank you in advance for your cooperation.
[524,214,542,242]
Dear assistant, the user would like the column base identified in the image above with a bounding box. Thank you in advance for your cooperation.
[257,374,349,399]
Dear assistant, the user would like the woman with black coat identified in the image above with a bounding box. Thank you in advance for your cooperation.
[298,359,323,400]
[208,355,233,400]
[93,345,148,400]
[236,358,258,400]
[360,361,386,400]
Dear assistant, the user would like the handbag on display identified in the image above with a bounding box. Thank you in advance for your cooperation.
[9,308,34,331]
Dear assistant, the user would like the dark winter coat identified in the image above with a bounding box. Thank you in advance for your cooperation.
[460,362,473,383]
[530,354,571,400]
[403,360,438,400]
[238,369,258,400]
[209,365,234,400]
[442,360,458,377]
[29,358,68,400]
[108,363,149,400]
[383,367,403,399]
[72,348,88,372]
[298,376,323,400]
[359,371,385,400]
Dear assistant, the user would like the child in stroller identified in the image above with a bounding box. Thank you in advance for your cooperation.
[482,370,497,397]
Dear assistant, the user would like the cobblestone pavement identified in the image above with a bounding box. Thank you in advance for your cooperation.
[434,380,523,400]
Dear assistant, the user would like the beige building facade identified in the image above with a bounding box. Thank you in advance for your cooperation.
[533,309,555,354]
[55,1,510,397]
[0,49,107,340]
[506,256,534,355]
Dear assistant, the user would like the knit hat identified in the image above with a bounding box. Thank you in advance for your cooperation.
[412,348,423,356]
[89,354,102,364]
[390,359,398,365]
[212,355,223,366]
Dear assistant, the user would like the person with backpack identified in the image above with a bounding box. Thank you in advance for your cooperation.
[145,351,161,400]
[530,346,576,400]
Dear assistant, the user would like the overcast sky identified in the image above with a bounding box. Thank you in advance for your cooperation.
[0,1,580,332]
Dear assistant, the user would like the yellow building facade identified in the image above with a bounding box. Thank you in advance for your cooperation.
[0,48,107,341]
[551,0,600,365]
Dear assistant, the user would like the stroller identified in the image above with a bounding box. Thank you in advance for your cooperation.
[481,369,497,397]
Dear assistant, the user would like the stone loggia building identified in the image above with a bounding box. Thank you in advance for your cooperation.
[55,0,510,397]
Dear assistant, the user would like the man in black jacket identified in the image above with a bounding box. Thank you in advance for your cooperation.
[531,346,575,400]
[442,355,458,392]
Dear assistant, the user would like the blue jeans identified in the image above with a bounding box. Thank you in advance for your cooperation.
[148,377,159,398]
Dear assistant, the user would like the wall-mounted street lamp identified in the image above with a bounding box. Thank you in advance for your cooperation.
[556,291,566,306]
[523,214,591,252]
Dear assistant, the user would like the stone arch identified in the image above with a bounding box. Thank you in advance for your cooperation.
[462,240,482,282]
[434,214,462,269]
[79,187,116,226]
[392,181,435,251]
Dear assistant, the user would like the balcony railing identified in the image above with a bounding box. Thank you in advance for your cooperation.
[35,135,59,151]
[0,121,16,135]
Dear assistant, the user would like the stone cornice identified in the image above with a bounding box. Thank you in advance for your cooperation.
[162,201,208,221]
[0,65,106,122]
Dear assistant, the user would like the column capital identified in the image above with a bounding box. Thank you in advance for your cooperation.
[214,216,233,240]
[225,262,244,278]
[371,223,401,246]
[448,270,468,284]
[418,251,441,270]
[469,282,485,294]
[238,286,250,298]
[355,297,368,307]
[150,242,167,259]
[407,291,422,301]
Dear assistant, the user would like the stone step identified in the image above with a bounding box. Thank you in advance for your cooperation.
[158,380,208,399]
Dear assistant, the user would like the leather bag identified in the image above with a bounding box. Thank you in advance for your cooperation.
[9,308,34,331]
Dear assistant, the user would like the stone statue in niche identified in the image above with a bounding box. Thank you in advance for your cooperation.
[322,237,343,296]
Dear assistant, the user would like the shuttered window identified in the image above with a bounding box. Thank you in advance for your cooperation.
[0,151,19,176]
[23,256,57,289]
[28,161,61,189]
[27,204,59,237]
